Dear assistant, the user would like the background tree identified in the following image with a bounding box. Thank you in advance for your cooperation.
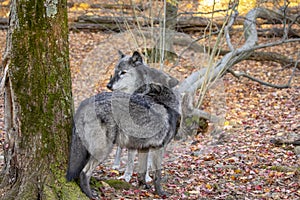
[0,0,87,199]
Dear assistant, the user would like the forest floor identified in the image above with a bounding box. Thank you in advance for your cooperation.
[0,28,299,199]
[0,5,300,199]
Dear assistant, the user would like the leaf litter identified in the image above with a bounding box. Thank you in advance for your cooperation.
[0,25,299,199]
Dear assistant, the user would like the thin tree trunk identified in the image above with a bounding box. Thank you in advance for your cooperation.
[154,0,178,64]
[0,0,86,199]
[164,0,178,52]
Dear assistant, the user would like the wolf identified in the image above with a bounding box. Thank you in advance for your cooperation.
[107,50,179,94]
[108,51,179,183]
[67,80,181,198]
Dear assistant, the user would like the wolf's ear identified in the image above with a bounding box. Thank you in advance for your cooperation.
[132,51,143,64]
[168,76,179,88]
[118,50,126,58]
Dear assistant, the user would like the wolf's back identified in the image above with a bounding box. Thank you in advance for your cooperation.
[66,123,89,181]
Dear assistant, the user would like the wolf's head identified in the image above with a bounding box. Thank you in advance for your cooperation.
[107,51,179,94]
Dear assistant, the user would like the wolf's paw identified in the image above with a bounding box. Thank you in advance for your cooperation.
[90,189,100,200]
[145,173,152,182]
[139,183,151,190]
[118,173,132,182]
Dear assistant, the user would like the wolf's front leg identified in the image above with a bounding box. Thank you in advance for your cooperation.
[152,147,168,196]
[118,149,136,182]
[137,149,150,189]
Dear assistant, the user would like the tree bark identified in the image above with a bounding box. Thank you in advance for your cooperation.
[0,0,86,199]
[162,0,178,61]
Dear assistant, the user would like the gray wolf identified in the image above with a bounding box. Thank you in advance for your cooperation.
[108,51,179,183]
[66,82,180,198]
[107,51,179,94]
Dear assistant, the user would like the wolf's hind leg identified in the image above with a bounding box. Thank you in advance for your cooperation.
[80,143,114,198]
[152,147,168,196]
[145,151,152,182]
[137,149,150,189]
[80,156,100,198]
[119,149,136,182]
[112,146,122,170]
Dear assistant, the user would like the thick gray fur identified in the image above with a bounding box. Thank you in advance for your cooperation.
[108,51,180,183]
[67,86,180,198]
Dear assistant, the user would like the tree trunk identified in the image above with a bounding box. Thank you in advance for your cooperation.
[0,0,87,199]
[164,0,178,51]
[153,1,178,64]
[159,1,178,63]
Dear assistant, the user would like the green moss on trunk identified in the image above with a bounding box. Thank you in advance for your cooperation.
[1,0,83,199]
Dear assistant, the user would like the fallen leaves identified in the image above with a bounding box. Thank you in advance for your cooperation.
[0,6,299,198]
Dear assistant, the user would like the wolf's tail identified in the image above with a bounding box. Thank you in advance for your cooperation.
[66,124,89,181]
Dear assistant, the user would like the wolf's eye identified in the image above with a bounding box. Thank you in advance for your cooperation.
[120,71,127,75]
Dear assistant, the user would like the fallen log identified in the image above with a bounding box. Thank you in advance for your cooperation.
[70,12,300,33]
[71,15,247,32]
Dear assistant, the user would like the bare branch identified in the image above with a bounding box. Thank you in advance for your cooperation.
[179,7,299,93]
[225,5,238,51]
[248,38,300,52]
[248,51,299,69]
[227,69,292,89]
[168,35,299,69]
[287,53,300,85]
